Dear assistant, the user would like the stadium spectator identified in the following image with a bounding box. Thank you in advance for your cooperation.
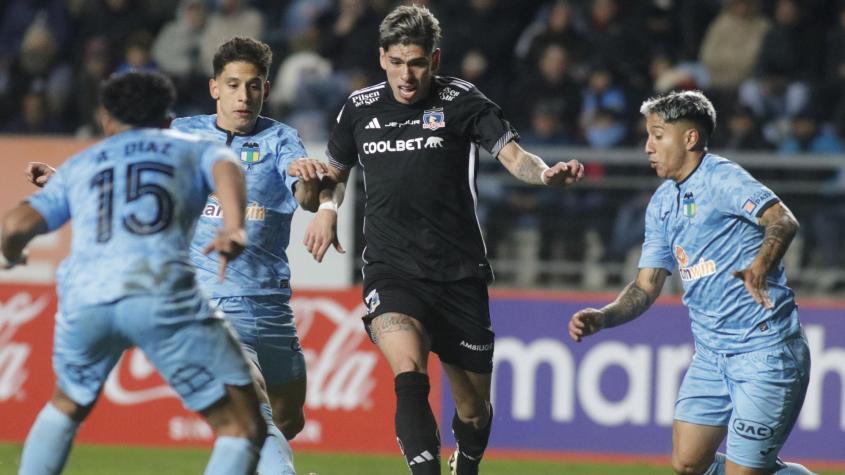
[5,70,266,475]
[0,0,73,59]
[514,0,585,70]
[579,63,627,146]
[713,104,773,151]
[315,0,381,82]
[77,0,157,69]
[778,108,843,155]
[70,37,111,137]
[114,30,159,74]
[152,0,208,115]
[699,0,770,96]
[199,0,264,77]
[569,89,814,475]
[581,0,649,93]
[2,89,62,134]
[308,6,584,474]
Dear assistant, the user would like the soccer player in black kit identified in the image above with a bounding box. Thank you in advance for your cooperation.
[305,5,584,474]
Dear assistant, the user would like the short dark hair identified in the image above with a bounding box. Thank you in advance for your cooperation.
[100,71,176,127]
[640,90,717,140]
[212,36,273,78]
[379,5,441,55]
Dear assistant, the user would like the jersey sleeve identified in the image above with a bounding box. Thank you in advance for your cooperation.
[275,127,308,195]
[26,165,71,232]
[712,161,779,224]
[459,88,519,157]
[199,142,239,193]
[638,192,674,272]
[326,101,358,171]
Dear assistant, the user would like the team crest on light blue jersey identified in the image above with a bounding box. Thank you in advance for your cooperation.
[240,142,261,163]
[683,192,696,218]
[422,108,445,130]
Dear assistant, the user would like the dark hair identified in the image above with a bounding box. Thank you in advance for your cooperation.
[212,36,273,78]
[99,71,176,127]
[379,5,441,54]
[640,90,717,140]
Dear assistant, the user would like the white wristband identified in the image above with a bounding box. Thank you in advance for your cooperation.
[540,167,549,185]
[0,249,27,268]
[318,201,338,212]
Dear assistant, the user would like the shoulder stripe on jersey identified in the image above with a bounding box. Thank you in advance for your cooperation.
[326,150,350,171]
[449,78,474,91]
[349,83,386,97]
[492,130,517,158]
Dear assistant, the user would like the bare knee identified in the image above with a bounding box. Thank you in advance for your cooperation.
[51,387,93,422]
[671,455,711,475]
[454,397,490,430]
[203,385,267,446]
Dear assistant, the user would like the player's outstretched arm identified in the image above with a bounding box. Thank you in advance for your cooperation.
[288,157,330,212]
[25,162,57,188]
[496,141,584,187]
[203,160,248,280]
[732,202,799,309]
[303,167,349,263]
[1,204,47,269]
[568,267,668,342]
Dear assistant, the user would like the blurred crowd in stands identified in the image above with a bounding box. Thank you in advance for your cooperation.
[1,0,843,292]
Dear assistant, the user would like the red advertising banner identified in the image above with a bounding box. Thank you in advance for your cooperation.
[0,284,441,453]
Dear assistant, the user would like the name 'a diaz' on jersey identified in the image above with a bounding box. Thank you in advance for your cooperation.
[327,76,519,282]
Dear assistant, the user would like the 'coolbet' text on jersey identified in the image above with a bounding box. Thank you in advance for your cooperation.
[26,128,237,314]
[327,76,518,282]
[638,154,801,352]
[171,115,305,298]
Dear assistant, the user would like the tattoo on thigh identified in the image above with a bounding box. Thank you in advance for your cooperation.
[371,313,417,342]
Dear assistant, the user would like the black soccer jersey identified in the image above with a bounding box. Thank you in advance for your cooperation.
[327,76,519,282]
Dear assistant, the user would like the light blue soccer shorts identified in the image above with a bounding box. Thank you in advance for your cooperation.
[53,293,253,412]
[212,295,306,387]
[674,330,810,469]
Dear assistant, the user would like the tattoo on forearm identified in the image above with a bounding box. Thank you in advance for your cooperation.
[603,282,656,328]
[370,313,418,342]
[758,218,795,270]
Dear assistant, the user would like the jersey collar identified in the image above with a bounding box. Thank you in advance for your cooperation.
[676,152,710,187]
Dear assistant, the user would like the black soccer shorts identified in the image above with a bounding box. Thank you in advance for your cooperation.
[362,273,494,374]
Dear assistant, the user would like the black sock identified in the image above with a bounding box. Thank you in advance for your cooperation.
[452,402,492,462]
[395,372,441,475]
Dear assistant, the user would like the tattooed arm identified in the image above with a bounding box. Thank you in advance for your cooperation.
[568,267,669,342]
[731,202,799,309]
[496,141,584,187]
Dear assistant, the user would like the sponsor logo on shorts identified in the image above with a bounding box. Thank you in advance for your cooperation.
[732,419,774,440]
[365,289,380,314]
[459,340,493,352]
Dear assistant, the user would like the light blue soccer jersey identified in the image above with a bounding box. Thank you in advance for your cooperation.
[171,115,305,299]
[638,154,801,353]
[26,128,237,314]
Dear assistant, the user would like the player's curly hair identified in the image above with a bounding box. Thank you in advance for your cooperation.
[639,90,717,142]
[99,71,176,127]
[213,36,273,78]
[379,5,441,55]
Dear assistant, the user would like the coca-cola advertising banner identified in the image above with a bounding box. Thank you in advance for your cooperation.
[438,292,845,464]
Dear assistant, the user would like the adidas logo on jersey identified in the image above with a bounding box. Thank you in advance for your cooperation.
[364,117,381,129]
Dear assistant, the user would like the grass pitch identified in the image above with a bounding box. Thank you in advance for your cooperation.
[0,443,840,474]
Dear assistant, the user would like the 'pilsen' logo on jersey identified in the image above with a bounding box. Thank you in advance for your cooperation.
[353,91,380,107]
[439,87,460,101]
[203,196,266,221]
[422,108,445,130]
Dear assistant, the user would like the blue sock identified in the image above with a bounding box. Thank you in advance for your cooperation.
[18,403,79,475]
[702,452,726,475]
[257,403,296,475]
[204,436,259,475]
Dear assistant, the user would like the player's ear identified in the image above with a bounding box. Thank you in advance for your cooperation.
[209,78,219,100]
[431,48,441,73]
[685,127,700,151]
[263,80,271,101]
[379,47,387,71]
